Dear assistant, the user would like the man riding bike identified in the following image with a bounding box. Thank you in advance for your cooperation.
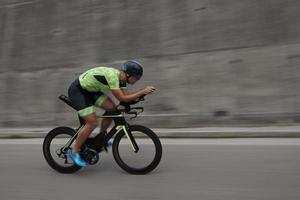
[67,60,156,167]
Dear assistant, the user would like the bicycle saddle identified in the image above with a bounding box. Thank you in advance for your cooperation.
[58,94,76,110]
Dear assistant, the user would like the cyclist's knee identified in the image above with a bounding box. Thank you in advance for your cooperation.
[101,98,117,111]
[86,121,98,129]
[83,114,98,129]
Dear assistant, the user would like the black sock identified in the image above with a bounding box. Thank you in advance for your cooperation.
[92,132,106,150]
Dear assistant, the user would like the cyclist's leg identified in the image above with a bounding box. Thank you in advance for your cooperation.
[68,79,98,154]
[94,95,117,133]
[72,113,98,154]
[100,98,117,133]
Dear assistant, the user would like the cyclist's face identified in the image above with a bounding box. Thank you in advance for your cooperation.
[127,76,139,85]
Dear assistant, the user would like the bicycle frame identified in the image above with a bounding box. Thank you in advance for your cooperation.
[61,113,139,153]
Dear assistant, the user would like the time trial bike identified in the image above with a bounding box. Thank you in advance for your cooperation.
[43,94,162,174]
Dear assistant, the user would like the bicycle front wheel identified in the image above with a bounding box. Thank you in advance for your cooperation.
[112,125,162,174]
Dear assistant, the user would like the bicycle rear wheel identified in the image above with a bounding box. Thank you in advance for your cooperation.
[43,126,81,173]
[112,125,162,174]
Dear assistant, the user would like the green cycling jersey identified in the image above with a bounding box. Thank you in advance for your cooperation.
[79,67,126,92]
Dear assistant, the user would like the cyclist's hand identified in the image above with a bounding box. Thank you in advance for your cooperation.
[142,86,156,95]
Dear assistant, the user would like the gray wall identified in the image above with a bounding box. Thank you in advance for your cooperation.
[0,0,300,128]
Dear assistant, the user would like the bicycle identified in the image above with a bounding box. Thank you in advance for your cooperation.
[43,94,162,175]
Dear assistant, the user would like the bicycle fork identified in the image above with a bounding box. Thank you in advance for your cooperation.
[115,125,139,153]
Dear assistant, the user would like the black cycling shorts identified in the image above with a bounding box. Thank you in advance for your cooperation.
[68,78,108,117]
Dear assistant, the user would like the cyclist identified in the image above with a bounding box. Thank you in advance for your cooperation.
[67,60,155,167]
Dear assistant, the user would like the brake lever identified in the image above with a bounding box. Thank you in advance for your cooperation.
[132,107,144,114]
[128,111,138,120]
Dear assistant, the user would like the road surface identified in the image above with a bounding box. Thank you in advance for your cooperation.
[1,138,300,200]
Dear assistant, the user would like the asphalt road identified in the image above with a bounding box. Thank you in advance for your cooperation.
[1,138,300,200]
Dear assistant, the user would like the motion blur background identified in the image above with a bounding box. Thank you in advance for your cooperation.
[0,0,300,128]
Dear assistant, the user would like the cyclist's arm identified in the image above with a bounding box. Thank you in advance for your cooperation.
[121,88,130,95]
[111,89,144,102]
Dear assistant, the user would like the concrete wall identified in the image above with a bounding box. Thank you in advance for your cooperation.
[0,0,300,128]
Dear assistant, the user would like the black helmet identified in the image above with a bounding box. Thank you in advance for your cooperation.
[121,60,143,79]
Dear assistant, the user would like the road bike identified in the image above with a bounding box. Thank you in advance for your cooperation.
[43,94,162,174]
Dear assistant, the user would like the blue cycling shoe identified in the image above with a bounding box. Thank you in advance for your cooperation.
[67,149,87,167]
[106,140,113,148]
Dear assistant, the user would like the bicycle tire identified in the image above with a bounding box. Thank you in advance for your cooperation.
[112,125,162,174]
